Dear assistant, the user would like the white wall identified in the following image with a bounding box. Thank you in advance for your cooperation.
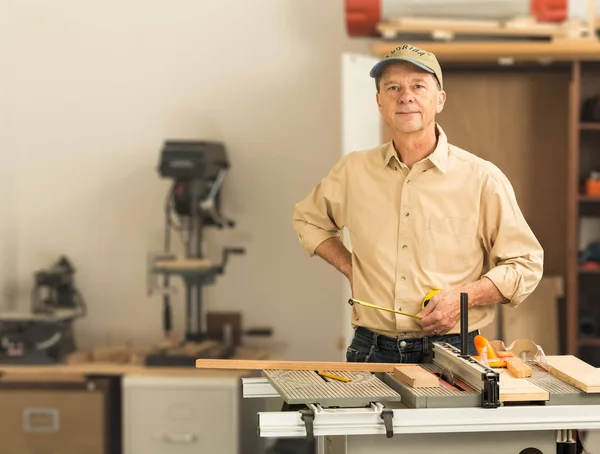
[0,0,16,310]
[3,0,371,360]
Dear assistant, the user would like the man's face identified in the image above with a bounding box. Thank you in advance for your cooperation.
[376,61,446,134]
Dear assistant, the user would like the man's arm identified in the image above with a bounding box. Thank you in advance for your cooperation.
[460,276,508,307]
[418,170,543,335]
[292,155,352,268]
[478,171,544,308]
[315,237,353,287]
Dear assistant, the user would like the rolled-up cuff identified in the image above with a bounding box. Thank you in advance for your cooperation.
[482,266,523,307]
[298,228,340,256]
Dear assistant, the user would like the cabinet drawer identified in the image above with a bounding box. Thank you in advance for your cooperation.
[0,379,110,454]
[123,376,239,454]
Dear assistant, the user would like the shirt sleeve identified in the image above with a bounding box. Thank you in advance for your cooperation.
[292,155,351,256]
[480,171,544,307]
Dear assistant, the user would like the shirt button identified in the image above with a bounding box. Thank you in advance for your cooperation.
[405,212,410,217]
[402,245,407,249]
[401,276,406,280]
[406,179,411,184]
[399,341,407,347]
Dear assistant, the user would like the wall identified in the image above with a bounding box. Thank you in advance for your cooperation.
[4,1,595,360]
[0,0,16,309]
[4,0,370,360]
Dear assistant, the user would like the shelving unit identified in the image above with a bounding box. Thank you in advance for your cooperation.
[568,60,600,366]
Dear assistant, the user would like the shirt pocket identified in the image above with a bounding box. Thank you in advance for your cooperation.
[420,215,479,273]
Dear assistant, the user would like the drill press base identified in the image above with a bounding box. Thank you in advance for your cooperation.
[145,340,236,367]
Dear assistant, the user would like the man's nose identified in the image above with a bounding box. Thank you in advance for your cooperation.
[397,88,414,103]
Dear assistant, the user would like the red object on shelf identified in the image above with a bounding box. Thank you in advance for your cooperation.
[581,261,600,270]
[344,0,568,37]
[531,0,568,22]
[345,0,381,37]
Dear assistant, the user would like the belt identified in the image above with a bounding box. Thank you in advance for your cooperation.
[354,326,479,353]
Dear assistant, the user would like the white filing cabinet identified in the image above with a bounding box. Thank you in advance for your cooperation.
[122,374,265,454]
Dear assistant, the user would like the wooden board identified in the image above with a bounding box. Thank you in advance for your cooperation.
[543,355,600,392]
[498,369,549,402]
[154,258,215,271]
[376,17,586,41]
[195,359,401,373]
[506,358,533,378]
[393,365,439,388]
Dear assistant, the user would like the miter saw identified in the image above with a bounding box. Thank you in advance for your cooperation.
[145,140,271,367]
[0,256,86,364]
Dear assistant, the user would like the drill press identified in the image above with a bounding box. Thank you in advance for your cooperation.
[145,140,247,366]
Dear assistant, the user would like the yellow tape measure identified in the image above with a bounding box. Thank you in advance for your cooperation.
[422,289,441,309]
[348,298,422,320]
[348,289,441,320]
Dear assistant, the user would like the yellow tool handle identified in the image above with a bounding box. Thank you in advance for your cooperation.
[348,298,422,320]
[422,289,441,309]
[318,371,352,383]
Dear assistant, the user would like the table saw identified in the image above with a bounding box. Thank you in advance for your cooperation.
[197,295,600,453]
[199,339,600,454]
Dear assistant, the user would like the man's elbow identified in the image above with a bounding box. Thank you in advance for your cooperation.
[507,249,545,307]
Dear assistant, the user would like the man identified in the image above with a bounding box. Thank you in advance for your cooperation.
[292,44,544,364]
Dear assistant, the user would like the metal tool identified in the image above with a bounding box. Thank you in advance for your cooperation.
[0,256,87,365]
[145,141,272,366]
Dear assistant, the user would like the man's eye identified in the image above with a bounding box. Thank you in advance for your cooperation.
[415,85,424,89]
[387,86,397,91]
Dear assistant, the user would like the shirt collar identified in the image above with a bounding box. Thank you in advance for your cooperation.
[383,123,449,174]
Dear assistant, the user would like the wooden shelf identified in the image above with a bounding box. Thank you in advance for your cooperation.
[579,195,600,202]
[581,122,600,130]
[371,41,600,63]
[580,338,600,347]
[580,266,600,274]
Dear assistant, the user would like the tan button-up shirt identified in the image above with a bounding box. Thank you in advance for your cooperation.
[292,124,544,338]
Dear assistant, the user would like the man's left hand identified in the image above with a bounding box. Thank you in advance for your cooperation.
[416,288,463,335]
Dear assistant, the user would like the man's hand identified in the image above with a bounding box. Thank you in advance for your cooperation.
[416,278,509,335]
[416,288,463,335]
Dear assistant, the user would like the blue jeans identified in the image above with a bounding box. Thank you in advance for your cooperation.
[346,326,479,363]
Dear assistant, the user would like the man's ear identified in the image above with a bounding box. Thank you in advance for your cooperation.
[376,92,383,112]
[436,90,446,114]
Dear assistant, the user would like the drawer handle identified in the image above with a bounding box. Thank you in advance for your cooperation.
[23,409,59,432]
[155,433,197,444]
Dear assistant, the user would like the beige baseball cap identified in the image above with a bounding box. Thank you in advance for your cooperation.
[369,44,443,90]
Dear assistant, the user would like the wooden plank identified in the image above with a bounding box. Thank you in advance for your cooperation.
[371,41,600,62]
[154,258,214,271]
[377,17,570,40]
[499,370,549,402]
[393,365,439,388]
[543,355,600,392]
[506,358,533,378]
[195,359,400,372]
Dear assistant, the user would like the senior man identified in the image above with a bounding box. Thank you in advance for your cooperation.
[292,44,544,364]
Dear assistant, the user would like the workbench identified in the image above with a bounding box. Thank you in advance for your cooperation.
[0,346,269,454]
